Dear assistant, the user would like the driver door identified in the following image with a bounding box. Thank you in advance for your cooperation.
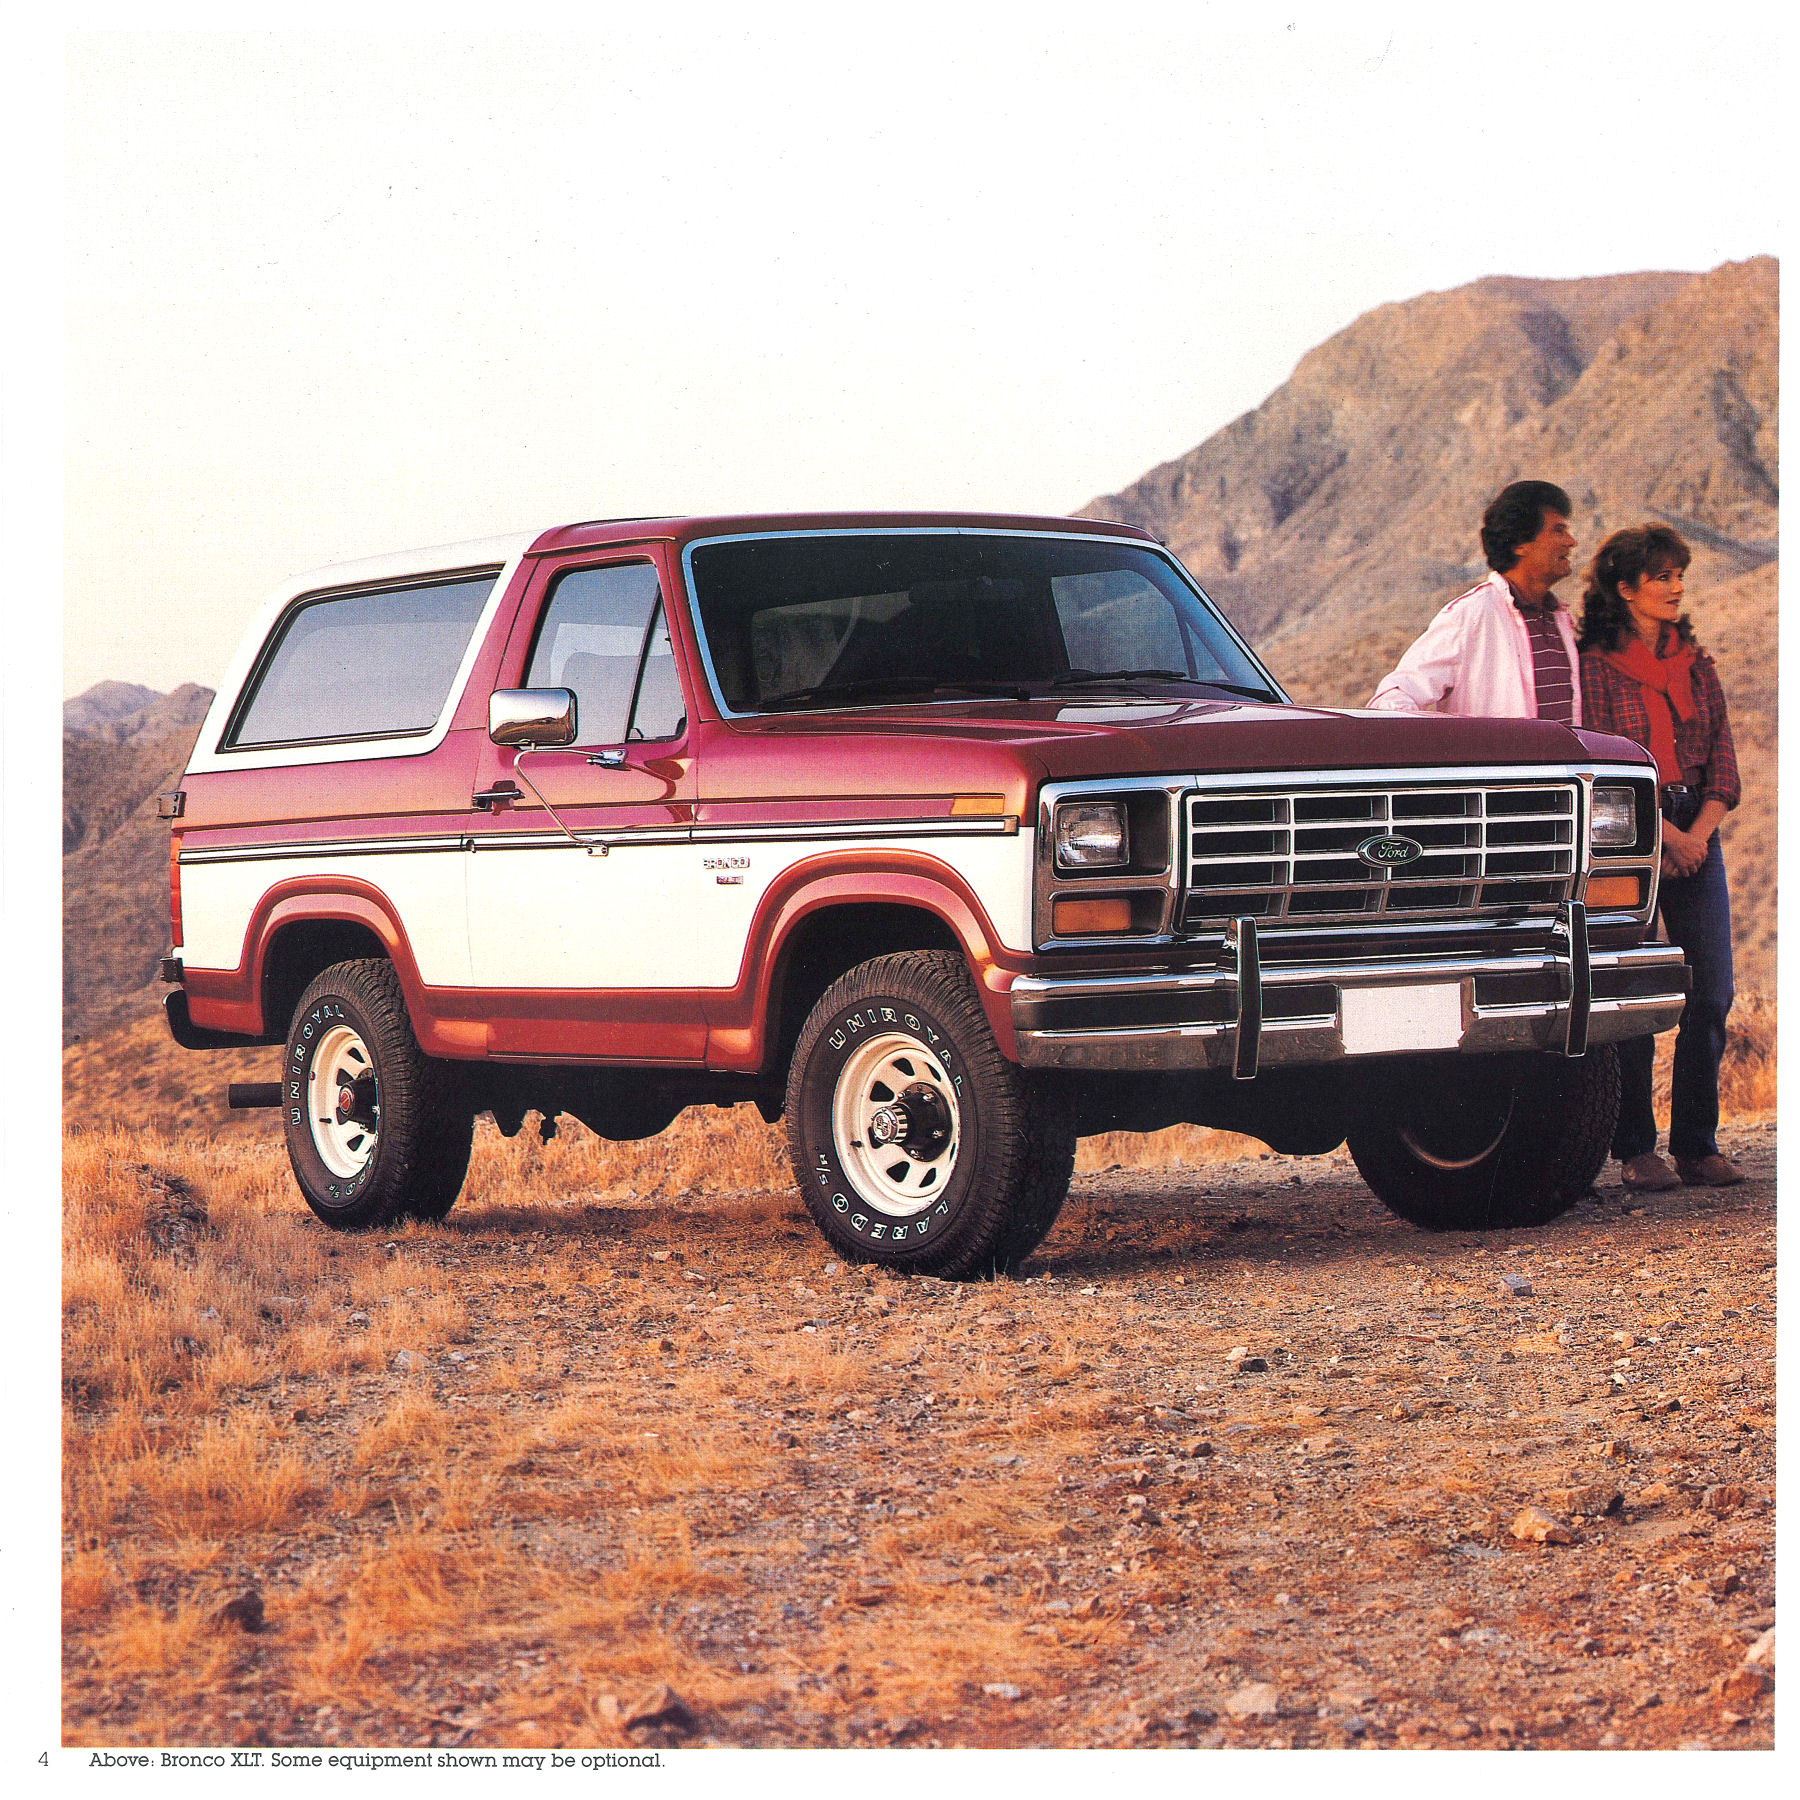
[464,550,702,1059]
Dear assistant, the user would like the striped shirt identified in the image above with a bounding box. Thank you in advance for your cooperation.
[1509,587,1576,725]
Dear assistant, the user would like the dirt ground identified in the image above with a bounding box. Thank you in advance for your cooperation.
[63,1115,1775,1751]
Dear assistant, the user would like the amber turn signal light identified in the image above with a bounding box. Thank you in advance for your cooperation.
[1585,873,1642,909]
[1052,896,1134,935]
[950,793,1006,817]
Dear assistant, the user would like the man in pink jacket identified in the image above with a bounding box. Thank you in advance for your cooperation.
[1368,480,1581,725]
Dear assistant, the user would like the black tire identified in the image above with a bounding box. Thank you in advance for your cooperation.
[282,958,473,1230]
[784,951,1076,1278]
[1346,1046,1619,1231]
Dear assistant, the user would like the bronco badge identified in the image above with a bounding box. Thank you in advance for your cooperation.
[1356,833,1425,869]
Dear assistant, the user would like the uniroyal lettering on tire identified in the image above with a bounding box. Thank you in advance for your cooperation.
[784,950,1076,1280]
[280,958,473,1233]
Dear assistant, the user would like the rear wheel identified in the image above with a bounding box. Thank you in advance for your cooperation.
[282,959,472,1230]
[785,951,1075,1277]
[1347,1047,1618,1231]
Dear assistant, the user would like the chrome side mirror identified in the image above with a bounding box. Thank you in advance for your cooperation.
[489,687,577,748]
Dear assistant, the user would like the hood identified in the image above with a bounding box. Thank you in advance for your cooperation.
[722,696,1650,772]
[699,695,1653,808]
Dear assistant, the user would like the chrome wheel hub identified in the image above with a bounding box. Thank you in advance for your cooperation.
[831,1031,961,1217]
[308,1024,381,1179]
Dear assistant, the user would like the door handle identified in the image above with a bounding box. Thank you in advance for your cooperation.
[586,749,627,768]
[472,782,521,810]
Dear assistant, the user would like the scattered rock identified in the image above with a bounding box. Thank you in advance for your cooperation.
[982,1683,1025,1701]
[1713,1667,1771,1706]
[1510,1505,1573,1544]
[389,1350,419,1372]
[1701,1484,1746,1515]
[1544,1483,1622,1516]
[1225,1681,1280,1719]
[347,1312,370,1328]
[1182,1439,1215,1458]
[1500,1274,1534,1297]
[213,1590,265,1633]
[1744,1627,1775,1670]
[649,1251,672,1262]
[845,1582,894,1607]
[623,1684,697,1736]
[1297,1434,1348,1457]
[1226,1347,1268,1373]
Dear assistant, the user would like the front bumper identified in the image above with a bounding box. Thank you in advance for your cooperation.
[1011,907,1690,1075]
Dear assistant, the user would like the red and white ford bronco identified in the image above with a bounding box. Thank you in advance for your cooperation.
[163,512,1688,1275]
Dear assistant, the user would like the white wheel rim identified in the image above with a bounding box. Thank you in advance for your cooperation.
[830,1030,961,1218]
[308,1023,380,1179]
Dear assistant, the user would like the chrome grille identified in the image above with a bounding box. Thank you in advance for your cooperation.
[1182,780,1578,930]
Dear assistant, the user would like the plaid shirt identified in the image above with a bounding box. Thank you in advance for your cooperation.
[1579,643,1740,809]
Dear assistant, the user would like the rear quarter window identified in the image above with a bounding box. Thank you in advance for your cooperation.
[227,572,498,749]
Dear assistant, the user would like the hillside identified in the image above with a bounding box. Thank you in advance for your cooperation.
[1081,257,1777,988]
[63,684,213,1042]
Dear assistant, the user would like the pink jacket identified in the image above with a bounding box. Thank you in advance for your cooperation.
[1367,570,1582,725]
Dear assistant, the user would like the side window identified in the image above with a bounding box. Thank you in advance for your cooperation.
[524,563,685,746]
[629,605,686,740]
[228,572,497,748]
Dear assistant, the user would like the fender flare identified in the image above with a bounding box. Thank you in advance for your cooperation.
[715,849,1029,1067]
[219,877,434,1040]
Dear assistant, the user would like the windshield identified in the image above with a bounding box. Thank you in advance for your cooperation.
[686,532,1280,714]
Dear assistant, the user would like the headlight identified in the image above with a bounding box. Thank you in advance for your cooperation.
[1590,785,1638,850]
[1055,800,1129,869]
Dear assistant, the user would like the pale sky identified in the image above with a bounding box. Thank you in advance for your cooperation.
[52,10,1785,699]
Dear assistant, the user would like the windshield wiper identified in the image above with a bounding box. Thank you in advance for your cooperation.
[1049,668,1279,701]
[759,675,1033,711]
[1049,666,1192,687]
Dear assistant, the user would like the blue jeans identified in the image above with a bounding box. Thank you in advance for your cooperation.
[1613,829,1735,1162]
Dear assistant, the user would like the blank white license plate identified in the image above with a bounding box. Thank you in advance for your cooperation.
[1340,982,1464,1056]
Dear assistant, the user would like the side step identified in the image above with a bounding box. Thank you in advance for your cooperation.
[227,1083,283,1110]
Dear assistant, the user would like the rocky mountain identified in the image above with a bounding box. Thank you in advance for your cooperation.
[62,680,160,735]
[63,683,214,1041]
[1081,256,1777,987]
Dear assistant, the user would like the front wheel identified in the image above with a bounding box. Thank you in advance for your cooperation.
[282,958,473,1230]
[784,951,1075,1278]
[1346,1047,1619,1231]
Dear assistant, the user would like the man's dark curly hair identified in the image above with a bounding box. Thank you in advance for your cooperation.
[1578,524,1695,652]
[1479,479,1573,572]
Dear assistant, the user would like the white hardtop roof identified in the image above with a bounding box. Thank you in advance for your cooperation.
[283,530,541,593]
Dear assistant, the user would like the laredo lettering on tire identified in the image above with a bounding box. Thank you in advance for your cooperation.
[1346,1046,1619,1231]
[282,958,473,1231]
[785,951,1076,1278]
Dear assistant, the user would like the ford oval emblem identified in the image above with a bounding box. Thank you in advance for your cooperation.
[1356,832,1425,869]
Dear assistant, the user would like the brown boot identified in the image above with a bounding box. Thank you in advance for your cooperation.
[1620,1153,1681,1192]
[1674,1153,1745,1187]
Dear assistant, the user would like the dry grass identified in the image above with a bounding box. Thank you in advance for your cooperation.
[62,999,1776,1748]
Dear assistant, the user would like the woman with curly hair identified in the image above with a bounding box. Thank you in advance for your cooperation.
[1578,524,1742,1192]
